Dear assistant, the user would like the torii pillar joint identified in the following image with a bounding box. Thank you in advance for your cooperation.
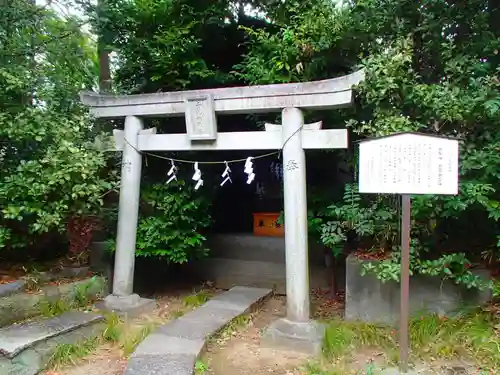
[101,115,155,316]
[263,107,326,355]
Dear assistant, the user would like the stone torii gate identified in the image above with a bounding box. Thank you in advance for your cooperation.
[80,70,364,353]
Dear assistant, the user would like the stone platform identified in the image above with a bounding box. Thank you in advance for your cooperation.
[191,234,332,294]
[0,280,25,298]
[124,286,272,375]
[345,254,491,324]
[0,276,108,328]
[0,311,105,375]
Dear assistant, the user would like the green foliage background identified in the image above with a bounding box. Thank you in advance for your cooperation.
[1,0,500,275]
[0,1,117,256]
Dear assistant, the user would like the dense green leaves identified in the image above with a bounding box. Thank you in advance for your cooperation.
[0,1,116,251]
[3,0,500,279]
[116,181,212,263]
[228,0,500,286]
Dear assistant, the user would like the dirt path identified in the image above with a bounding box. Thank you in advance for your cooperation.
[201,296,312,375]
[44,346,126,375]
[44,288,343,375]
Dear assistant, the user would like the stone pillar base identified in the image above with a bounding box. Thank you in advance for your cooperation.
[262,318,326,355]
[96,294,156,317]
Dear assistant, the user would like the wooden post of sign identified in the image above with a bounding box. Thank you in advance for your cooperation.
[400,194,411,373]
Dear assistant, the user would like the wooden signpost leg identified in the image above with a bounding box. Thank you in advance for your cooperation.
[400,194,411,373]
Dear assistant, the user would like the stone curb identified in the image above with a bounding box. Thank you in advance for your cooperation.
[0,280,25,298]
[123,286,273,375]
[0,311,105,375]
[0,276,108,328]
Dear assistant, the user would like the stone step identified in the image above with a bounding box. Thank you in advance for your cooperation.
[0,272,57,299]
[124,286,272,375]
[0,276,107,328]
[0,280,25,299]
[0,311,104,375]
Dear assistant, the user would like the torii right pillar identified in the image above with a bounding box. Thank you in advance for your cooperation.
[262,107,326,355]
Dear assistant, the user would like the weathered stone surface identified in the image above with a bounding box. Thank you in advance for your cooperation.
[0,319,104,375]
[204,286,272,314]
[345,254,491,324]
[0,280,25,298]
[125,354,197,375]
[133,334,204,357]
[182,303,245,325]
[96,293,156,317]
[80,70,365,119]
[380,368,419,375]
[191,234,331,295]
[0,276,107,328]
[157,316,226,341]
[0,311,103,358]
[0,361,36,375]
[262,318,326,356]
[124,286,272,375]
[59,266,90,278]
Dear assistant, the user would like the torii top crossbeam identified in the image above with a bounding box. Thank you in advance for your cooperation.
[80,70,365,119]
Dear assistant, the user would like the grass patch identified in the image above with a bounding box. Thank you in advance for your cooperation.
[301,361,379,375]
[323,319,396,359]
[183,289,211,308]
[44,287,213,371]
[171,309,186,318]
[45,312,163,372]
[195,359,210,374]
[102,313,158,356]
[321,309,500,372]
[120,322,156,356]
[48,336,101,368]
[210,313,252,345]
[38,298,73,317]
[37,277,105,317]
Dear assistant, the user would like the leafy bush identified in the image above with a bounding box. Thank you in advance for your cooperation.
[108,180,212,263]
[315,184,398,257]
[316,184,490,289]
[0,2,117,253]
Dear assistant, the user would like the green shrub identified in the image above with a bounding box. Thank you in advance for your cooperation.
[109,180,212,263]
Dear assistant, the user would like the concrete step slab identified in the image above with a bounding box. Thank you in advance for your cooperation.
[0,311,103,359]
[0,280,25,298]
[0,311,104,375]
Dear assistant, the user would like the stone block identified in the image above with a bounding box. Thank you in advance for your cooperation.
[133,334,204,357]
[204,286,271,313]
[96,293,156,317]
[262,318,326,356]
[157,316,226,341]
[182,303,243,324]
[124,353,197,375]
[380,368,419,375]
[90,241,111,272]
[59,266,90,278]
[192,234,331,294]
[0,311,103,358]
[0,280,25,298]
[345,254,491,324]
[0,276,107,328]
[0,318,104,375]
[0,361,36,375]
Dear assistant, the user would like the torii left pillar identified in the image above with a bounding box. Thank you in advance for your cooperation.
[99,115,155,315]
